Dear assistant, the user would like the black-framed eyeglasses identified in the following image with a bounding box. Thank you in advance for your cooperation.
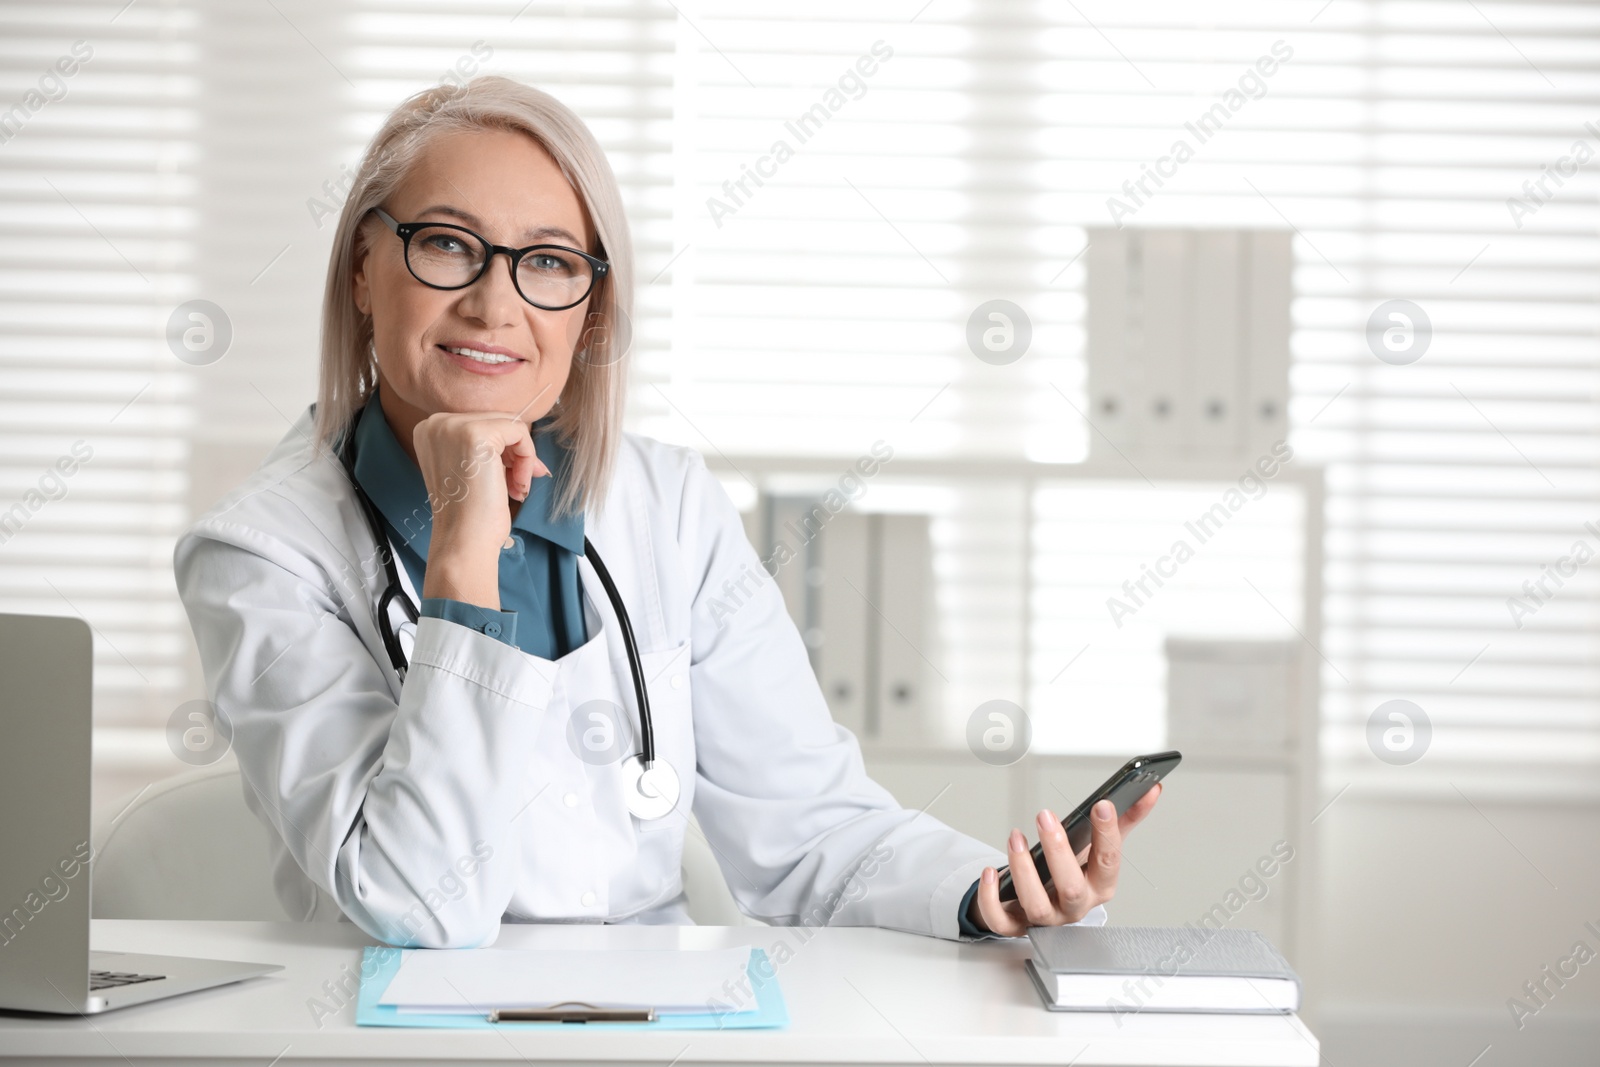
[372,206,609,312]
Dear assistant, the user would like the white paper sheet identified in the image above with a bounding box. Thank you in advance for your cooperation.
[378,947,754,1014]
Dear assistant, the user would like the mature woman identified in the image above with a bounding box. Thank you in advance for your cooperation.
[175,75,1157,948]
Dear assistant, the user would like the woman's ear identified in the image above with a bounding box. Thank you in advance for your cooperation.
[351,226,373,316]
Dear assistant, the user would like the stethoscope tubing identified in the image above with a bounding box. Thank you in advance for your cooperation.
[336,429,656,769]
[578,535,655,768]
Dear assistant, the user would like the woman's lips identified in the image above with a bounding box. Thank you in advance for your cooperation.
[438,343,526,376]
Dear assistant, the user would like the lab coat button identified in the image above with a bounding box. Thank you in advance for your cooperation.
[580,890,597,907]
[563,791,578,807]
[670,674,684,690]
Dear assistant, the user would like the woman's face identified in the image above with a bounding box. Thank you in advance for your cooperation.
[353,126,597,431]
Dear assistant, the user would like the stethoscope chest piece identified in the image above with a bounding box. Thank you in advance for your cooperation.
[621,754,679,821]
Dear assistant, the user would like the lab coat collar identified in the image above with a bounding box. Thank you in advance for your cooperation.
[349,388,586,561]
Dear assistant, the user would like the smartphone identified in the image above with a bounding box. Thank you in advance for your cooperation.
[996,750,1181,903]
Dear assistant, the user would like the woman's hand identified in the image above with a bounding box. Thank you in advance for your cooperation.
[413,411,549,609]
[968,785,1161,937]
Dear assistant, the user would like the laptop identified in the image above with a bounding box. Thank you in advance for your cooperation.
[0,613,281,1014]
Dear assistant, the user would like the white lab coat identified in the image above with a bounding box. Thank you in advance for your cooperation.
[174,404,1104,947]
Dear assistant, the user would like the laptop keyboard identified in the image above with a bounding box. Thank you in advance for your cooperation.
[89,970,165,991]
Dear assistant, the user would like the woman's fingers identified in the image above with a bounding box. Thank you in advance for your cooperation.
[481,415,548,500]
[1117,782,1162,836]
[973,867,1027,937]
[1083,799,1123,900]
[499,428,545,500]
[418,412,546,499]
[970,789,1163,937]
[1035,808,1091,919]
[1005,827,1061,926]
[415,414,536,564]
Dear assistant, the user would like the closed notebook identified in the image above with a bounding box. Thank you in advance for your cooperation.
[1025,926,1301,1014]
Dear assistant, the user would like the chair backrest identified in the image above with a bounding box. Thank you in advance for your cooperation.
[91,766,754,926]
[92,764,287,920]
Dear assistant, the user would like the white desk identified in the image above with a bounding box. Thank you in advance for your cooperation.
[0,921,1319,1066]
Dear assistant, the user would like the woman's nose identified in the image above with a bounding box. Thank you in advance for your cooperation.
[454,250,525,326]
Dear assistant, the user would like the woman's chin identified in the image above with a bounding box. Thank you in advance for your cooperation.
[428,376,553,419]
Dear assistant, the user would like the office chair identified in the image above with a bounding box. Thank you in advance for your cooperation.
[91,765,756,926]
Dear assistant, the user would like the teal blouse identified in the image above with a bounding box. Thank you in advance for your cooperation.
[348,389,588,660]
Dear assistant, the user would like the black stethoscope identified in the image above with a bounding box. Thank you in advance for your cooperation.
[337,427,680,821]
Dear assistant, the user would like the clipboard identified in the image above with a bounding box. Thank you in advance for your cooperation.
[355,945,789,1030]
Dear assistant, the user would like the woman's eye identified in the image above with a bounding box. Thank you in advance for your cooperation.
[527,253,573,274]
[421,234,468,255]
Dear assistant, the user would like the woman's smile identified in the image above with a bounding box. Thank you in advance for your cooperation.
[438,340,528,376]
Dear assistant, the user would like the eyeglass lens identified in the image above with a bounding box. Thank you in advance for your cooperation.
[407,225,595,307]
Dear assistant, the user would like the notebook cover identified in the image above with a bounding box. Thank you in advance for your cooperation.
[356,945,787,1030]
[1028,925,1299,983]
[1022,956,1297,1015]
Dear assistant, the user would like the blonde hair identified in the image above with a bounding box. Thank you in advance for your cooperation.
[314,75,632,519]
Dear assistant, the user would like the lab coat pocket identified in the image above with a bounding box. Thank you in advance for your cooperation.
[632,640,694,833]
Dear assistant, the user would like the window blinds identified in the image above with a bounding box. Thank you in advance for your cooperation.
[0,1,197,733]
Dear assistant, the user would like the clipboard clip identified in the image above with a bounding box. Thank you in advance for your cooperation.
[489,1000,658,1024]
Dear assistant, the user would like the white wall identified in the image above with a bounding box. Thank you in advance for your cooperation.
[1313,797,1600,1066]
